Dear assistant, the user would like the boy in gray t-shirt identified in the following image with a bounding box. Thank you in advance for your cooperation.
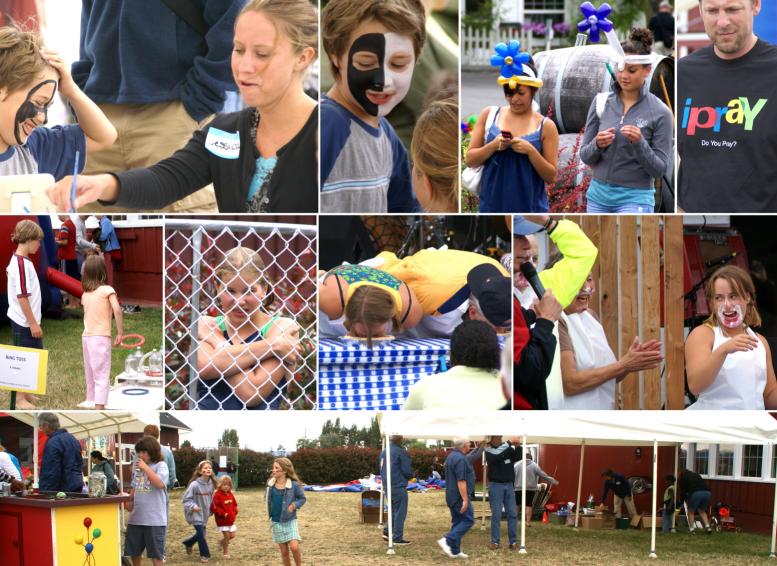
[125,437,169,565]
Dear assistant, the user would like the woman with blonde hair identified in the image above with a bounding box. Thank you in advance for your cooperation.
[48,0,318,212]
[685,265,777,410]
[197,246,301,409]
[411,96,459,212]
[266,457,306,566]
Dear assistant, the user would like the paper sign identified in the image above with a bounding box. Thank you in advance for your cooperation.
[0,344,48,394]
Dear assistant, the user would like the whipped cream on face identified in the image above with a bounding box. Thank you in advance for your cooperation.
[718,303,744,329]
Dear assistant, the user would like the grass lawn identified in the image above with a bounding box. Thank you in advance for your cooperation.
[161,488,775,565]
[0,306,162,410]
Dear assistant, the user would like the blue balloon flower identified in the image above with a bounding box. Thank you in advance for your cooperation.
[577,2,614,43]
[490,40,530,79]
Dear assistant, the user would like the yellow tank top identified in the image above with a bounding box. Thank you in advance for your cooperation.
[377,250,508,315]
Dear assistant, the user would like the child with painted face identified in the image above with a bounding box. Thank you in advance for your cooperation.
[0,27,116,178]
[320,0,425,213]
[579,28,673,214]
[685,265,777,410]
[196,246,301,410]
[47,0,318,213]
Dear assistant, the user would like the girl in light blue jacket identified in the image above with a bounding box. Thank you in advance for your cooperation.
[266,457,307,566]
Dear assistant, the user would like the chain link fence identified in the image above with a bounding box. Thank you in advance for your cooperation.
[165,219,316,410]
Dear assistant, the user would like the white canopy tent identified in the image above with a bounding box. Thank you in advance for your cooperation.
[379,411,777,559]
[11,411,158,495]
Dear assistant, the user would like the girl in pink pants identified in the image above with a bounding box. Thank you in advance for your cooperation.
[80,255,124,409]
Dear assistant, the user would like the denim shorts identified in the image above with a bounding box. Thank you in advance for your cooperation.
[686,490,711,512]
[124,524,166,560]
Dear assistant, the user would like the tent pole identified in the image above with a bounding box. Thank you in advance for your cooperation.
[575,440,585,528]
[648,440,658,559]
[770,442,777,559]
[379,435,385,531]
[481,447,487,530]
[33,413,39,487]
[386,435,394,555]
[519,434,527,554]
[672,444,679,533]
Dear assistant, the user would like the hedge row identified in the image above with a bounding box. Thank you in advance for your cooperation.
[173,446,448,488]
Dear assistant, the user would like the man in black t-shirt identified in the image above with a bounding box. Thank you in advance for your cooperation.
[649,2,675,55]
[679,0,777,212]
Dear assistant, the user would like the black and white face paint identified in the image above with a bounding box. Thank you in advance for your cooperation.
[14,80,56,145]
[346,32,414,117]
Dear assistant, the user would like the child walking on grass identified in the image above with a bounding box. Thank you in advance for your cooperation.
[6,220,44,409]
[125,437,169,566]
[183,460,216,563]
[267,457,306,566]
[79,255,123,409]
[210,475,239,558]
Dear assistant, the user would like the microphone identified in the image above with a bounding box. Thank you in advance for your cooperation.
[519,262,545,299]
[705,251,737,270]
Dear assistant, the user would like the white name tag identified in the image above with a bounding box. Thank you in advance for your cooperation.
[205,127,241,159]
[504,459,511,465]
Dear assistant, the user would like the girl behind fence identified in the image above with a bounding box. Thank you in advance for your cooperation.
[197,246,301,409]
[266,457,306,566]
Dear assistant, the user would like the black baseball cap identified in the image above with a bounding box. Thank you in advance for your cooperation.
[467,264,511,327]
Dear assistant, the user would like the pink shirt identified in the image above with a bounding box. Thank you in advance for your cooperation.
[82,285,116,336]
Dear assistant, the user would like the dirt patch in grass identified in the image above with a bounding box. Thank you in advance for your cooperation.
[160,488,774,565]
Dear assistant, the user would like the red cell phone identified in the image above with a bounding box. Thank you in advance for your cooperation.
[501,130,513,140]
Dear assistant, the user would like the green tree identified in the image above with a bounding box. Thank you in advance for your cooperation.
[181,439,192,448]
[218,429,239,448]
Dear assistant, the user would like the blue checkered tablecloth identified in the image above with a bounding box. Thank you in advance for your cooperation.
[318,337,450,410]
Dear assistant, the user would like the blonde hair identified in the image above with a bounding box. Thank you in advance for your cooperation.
[217,475,234,491]
[0,27,50,92]
[239,0,318,61]
[705,265,761,328]
[273,457,301,482]
[322,0,426,81]
[411,96,459,210]
[12,219,43,244]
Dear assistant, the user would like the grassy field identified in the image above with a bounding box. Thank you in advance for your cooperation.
[0,306,162,410]
[161,488,775,565]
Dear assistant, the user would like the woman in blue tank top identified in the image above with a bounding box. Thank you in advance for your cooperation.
[196,246,301,410]
[465,55,558,213]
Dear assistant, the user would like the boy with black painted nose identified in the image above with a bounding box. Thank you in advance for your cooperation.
[320,0,425,213]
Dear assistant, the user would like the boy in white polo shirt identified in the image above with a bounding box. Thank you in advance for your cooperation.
[6,219,44,409]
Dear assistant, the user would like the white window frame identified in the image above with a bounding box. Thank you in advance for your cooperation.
[686,443,776,484]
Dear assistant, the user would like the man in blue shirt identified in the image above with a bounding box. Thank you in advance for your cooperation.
[485,436,522,550]
[380,435,413,545]
[601,468,637,519]
[39,412,84,493]
[438,438,483,558]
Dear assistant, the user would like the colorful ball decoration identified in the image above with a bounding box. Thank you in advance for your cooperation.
[92,528,102,539]
[83,517,92,528]
[577,2,614,44]
[74,535,84,545]
[85,542,94,554]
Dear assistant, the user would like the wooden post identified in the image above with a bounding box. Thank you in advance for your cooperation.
[664,216,685,409]
[581,216,602,313]
[641,216,661,409]
[619,216,639,409]
[599,216,619,372]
